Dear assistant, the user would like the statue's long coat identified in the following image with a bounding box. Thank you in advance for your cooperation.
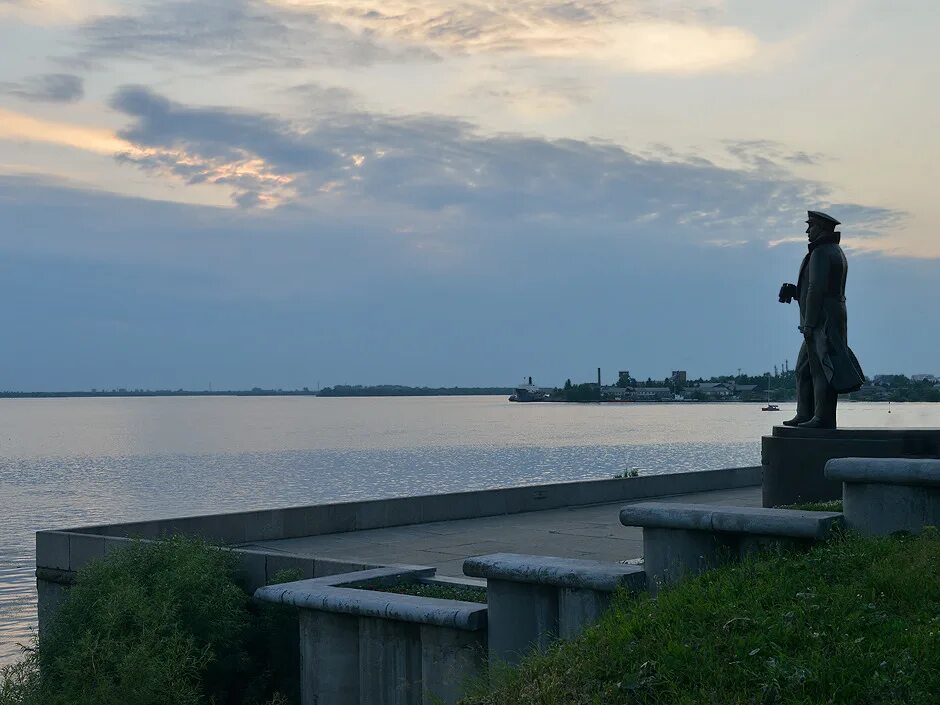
[795,232,865,393]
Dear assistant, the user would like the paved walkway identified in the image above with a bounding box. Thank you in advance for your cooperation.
[242,486,761,577]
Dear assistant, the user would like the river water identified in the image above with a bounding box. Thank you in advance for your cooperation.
[1,396,938,662]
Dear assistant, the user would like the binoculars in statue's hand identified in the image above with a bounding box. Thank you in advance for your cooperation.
[778,282,797,304]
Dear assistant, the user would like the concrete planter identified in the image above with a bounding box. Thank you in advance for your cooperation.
[826,457,940,536]
[620,502,843,593]
[463,553,645,666]
[255,566,487,705]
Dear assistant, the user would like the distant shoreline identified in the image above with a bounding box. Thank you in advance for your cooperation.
[0,390,933,403]
[0,390,316,399]
[0,387,513,399]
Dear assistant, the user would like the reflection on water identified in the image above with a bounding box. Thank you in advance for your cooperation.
[1,396,936,662]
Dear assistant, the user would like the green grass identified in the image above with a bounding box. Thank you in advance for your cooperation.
[355,580,487,603]
[461,530,940,705]
[783,500,844,512]
[0,537,297,705]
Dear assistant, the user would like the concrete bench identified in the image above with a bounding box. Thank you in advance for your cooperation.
[619,502,844,593]
[255,566,486,705]
[826,458,940,536]
[463,553,645,665]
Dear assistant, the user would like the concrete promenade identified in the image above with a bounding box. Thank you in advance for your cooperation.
[239,486,761,576]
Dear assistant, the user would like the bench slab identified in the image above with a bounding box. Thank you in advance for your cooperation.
[463,553,645,592]
[619,502,843,540]
[255,566,486,630]
[826,458,940,486]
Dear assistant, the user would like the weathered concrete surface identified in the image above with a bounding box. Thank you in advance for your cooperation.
[762,426,940,507]
[826,457,940,486]
[485,579,558,666]
[301,611,359,705]
[558,588,613,640]
[242,486,762,577]
[640,527,730,595]
[420,625,485,705]
[641,529,813,594]
[826,457,940,536]
[464,553,645,664]
[463,553,645,592]
[359,616,422,705]
[621,503,842,594]
[36,579,69,636]
[260,566,487,705]
[619,502,843,540]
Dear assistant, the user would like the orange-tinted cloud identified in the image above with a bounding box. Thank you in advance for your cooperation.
[0,107,294,208]
[0,107,130,154]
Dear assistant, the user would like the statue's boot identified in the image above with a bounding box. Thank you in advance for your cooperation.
[782,416,809,427]
[797,416,835,430]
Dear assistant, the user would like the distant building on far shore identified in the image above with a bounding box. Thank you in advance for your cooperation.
[683,381,758,399]
[601,386,673,401]
[671,370,687,386]
[691,382,734,398]
[633,387,673,401]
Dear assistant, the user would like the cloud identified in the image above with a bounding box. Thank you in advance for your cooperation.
[270,0,759,73]
[2,83,902,244]
[705,238,749,248]
[0,106,129,153]
[73,0,758,74]
[103,85,902,250]
[109,85,345,207]
[77,0,435,70]
[284,82,357,112]
[725,139,827,170]
[0,0,115,24]
[465,75,591,115]
[0,73,84,103]
[2,170,937,394]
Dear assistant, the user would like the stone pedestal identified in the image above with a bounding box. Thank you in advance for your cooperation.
[761,426,940,507]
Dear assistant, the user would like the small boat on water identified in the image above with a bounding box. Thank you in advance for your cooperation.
[509,377,547,402]
[761,374,780,411]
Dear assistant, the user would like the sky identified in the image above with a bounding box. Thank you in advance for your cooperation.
[0,0,938,390]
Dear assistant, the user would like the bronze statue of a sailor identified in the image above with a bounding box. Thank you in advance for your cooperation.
[778,211,865,429]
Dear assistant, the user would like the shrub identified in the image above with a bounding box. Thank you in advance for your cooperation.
[244,569,303,704]
[1,537,295,705]
[0,651,39,705]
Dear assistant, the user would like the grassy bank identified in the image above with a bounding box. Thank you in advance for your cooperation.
[462,530,940,705]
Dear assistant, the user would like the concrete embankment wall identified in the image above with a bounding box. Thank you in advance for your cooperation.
[35,466,761,630]
[45,465,762,544]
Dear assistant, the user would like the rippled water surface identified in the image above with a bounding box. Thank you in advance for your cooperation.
[2,396,938,661]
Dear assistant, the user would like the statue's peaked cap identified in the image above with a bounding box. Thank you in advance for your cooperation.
[807,210,841,226]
